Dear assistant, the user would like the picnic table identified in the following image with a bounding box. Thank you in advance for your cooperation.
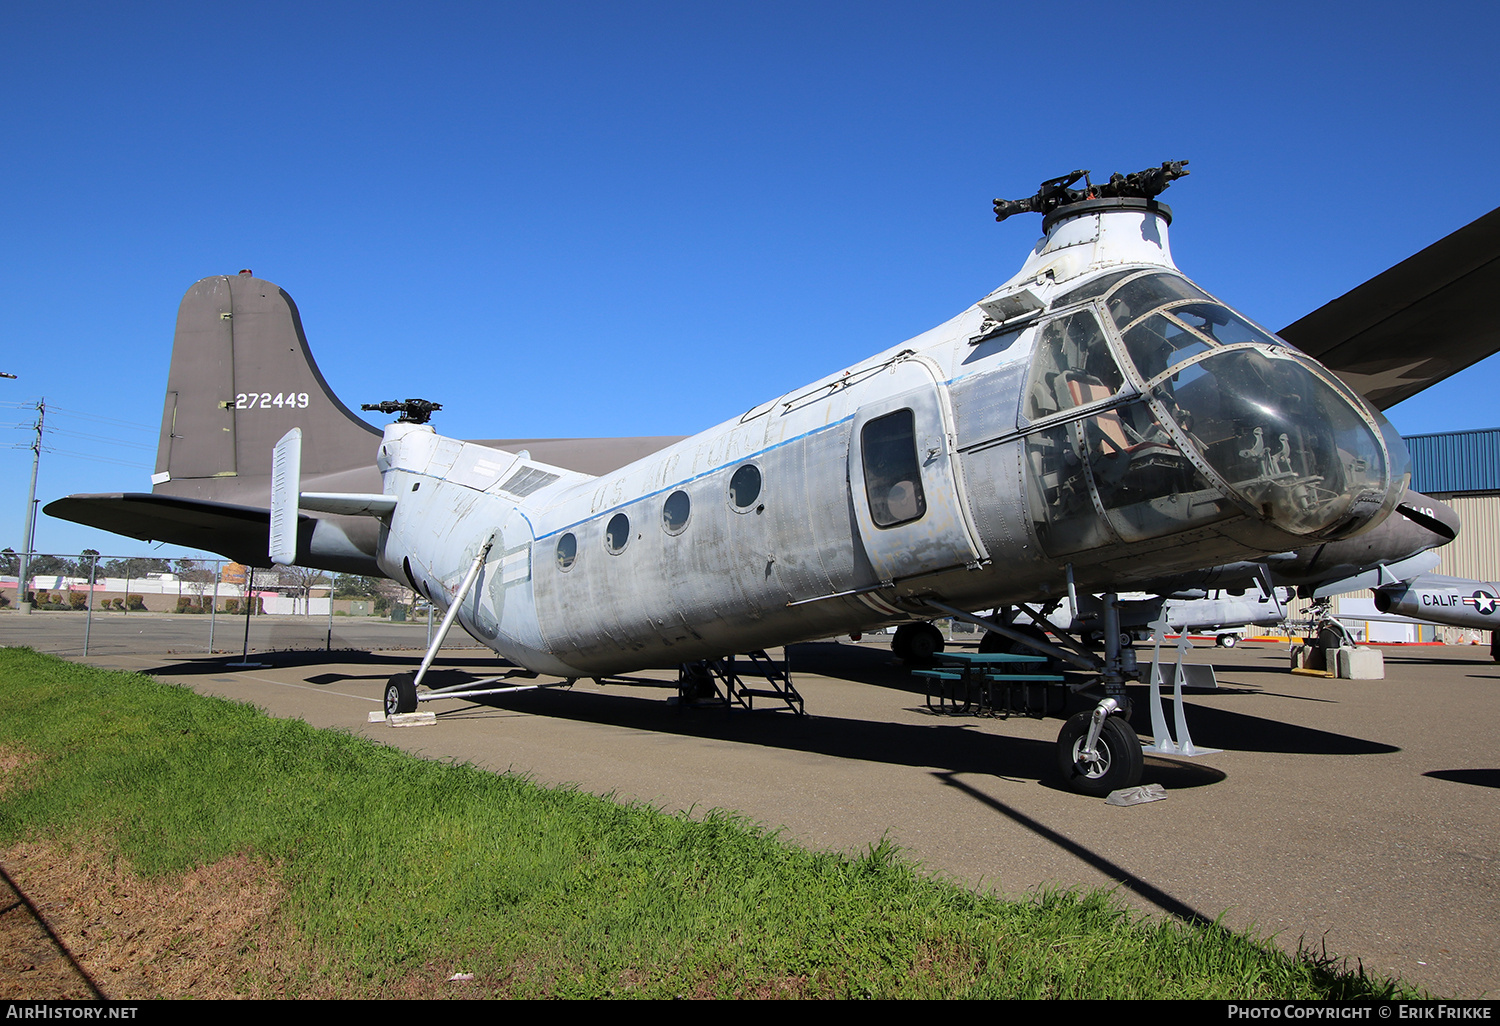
[912,650,1068,717]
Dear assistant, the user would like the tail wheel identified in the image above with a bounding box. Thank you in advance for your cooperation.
[1056,711,1143,797]
[384,672,418,715]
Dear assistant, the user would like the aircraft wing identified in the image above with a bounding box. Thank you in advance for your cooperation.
[1278,206,1500,409]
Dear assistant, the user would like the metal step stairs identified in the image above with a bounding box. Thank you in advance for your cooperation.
[678,650,805,716]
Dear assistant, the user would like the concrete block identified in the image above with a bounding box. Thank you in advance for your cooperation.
[1335,646,1384,680]
[1291,643,1326,671]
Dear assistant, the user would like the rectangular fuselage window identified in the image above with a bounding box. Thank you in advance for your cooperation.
[862,409,927,528]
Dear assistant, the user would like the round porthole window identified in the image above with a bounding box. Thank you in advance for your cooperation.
[729,464,761,510]
[555,533,577,571]
[662,490,691,535]
[605,512,631,553]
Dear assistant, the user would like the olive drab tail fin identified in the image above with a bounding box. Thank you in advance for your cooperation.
[152,271,383,503]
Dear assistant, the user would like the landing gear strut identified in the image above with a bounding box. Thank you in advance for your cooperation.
[1056,594,1142,794]
[926,595,1145,796]
[383,539,492,718]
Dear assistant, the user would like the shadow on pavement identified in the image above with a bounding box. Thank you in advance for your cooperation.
[137,640,1390,785]
[1424,769,1500,789]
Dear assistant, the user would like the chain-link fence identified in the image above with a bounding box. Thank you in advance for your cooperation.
[0,552,485,658]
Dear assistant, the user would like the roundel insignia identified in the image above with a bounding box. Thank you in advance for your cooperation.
[1462,591,1499,616]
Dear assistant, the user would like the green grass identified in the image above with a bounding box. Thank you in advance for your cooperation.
[0,647,1423,998]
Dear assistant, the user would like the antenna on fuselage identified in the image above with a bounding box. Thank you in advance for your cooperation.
[993,160,1190,223]
[360,398,443,424]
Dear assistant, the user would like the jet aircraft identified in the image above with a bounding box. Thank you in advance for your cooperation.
[1372,574,1500,660]
[48,163,1500,795]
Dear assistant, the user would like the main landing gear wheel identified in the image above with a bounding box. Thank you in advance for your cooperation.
[981,623,1058,671]
[385,672,418,716]
[1056,711,1144,797]
[1081,630,1134,652]
[891,622,944,663]
[1216,633,1238,648]
[980,622,1048,654]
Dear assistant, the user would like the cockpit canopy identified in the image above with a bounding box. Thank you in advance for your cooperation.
[1022,268,1410,556]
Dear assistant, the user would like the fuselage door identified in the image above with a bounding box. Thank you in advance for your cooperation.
[848,358,984,582]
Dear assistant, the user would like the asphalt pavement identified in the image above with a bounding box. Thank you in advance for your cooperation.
[2,611,1496,997]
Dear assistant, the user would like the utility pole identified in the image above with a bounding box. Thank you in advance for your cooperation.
[16,399,44,614]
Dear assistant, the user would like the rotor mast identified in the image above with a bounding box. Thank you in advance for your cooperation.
[993,160,1190,226]
[360,399,443,424]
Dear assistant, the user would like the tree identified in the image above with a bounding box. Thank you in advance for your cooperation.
[333,574,382,598]
[174,558,217,608]
[77,549,101,578]
[100,557,171,579]
[0,548,17,576]
[279,565,330,614]
[27,554,69,577]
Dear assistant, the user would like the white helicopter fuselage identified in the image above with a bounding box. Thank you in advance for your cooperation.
[372,202,1409,677]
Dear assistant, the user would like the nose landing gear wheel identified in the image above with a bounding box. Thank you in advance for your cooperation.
[385,672,418,716]
[1056,711,1143,797]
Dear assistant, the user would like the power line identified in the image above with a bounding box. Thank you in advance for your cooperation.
[47,404,153,432]
[47,426,156,450]
[39,445,151,469]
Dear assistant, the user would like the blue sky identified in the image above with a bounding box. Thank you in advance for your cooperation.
[4,1,1497,559]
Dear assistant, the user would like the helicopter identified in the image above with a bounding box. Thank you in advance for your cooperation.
[49,163,1500,795]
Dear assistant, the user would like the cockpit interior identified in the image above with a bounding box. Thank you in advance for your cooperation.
[1023,269,1407,557]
